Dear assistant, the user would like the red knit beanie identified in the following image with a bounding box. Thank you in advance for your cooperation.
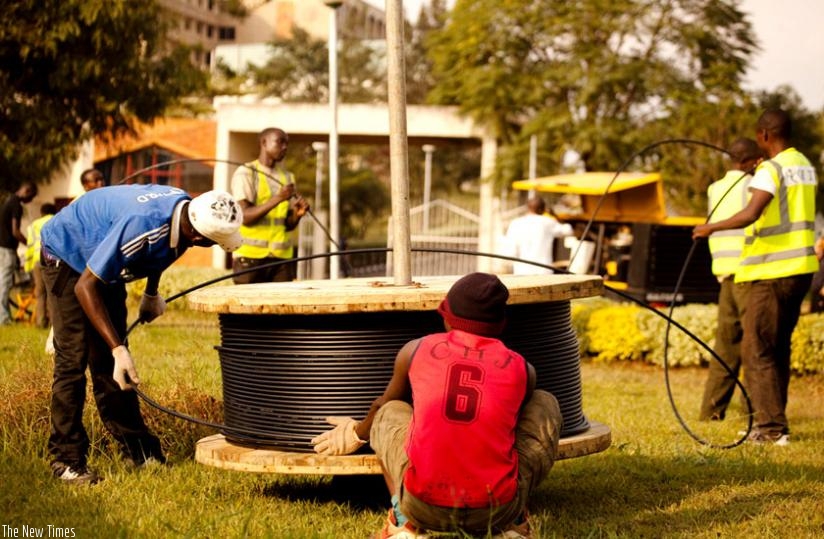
[437,273,509,336]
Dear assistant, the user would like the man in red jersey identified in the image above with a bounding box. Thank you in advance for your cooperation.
[311,273,562,538]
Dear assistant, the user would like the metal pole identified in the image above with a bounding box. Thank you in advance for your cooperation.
[324,1,342,279]
[528,133,537,197]
[386,0,412,285]
[422,144,435,232]
[312,141,327,211]
[311,141,328,279]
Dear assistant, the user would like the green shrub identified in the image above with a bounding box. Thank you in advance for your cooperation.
[585,304,647,362]
[637,304,717,368]
[574,299,824,374]
[570,297,614,355]
[790,312,824,374]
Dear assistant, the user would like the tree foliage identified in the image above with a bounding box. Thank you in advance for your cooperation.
[0,0,207,189]
[426,0,763,206]
[249,27,387,104]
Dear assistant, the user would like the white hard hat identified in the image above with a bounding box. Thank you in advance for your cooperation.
[187,190,243,252]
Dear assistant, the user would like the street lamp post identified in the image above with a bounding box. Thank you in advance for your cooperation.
[422,144,435,232]
[324,0,343,279]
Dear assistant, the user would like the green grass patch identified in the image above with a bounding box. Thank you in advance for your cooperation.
[2,315,823,538]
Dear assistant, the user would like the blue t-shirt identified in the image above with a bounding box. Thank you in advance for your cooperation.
[41,184,191,283]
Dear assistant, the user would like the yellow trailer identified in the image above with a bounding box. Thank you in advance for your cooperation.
[512,171,717,304]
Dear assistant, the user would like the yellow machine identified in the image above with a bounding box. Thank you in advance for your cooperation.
[512,171,717,304]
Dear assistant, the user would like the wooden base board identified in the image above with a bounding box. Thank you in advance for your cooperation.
[194,421,611,475]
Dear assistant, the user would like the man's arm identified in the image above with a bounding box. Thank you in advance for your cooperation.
[354,339,417,440]
[144,272,161,296]
[693,189,772,239]
[311,338,418,455]
[12,215,27,244]
[238,183,296,226]
[74,269,122,350]
[524,361,536,403]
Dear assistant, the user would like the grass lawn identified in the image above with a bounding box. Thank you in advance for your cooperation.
[1,313,823,538]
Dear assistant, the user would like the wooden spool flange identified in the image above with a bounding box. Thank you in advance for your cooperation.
[188,274,610,474]
[195,421,612,475]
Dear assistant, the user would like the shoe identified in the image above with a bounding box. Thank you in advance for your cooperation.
[51,462,101,485]
[127,454,167,469]
[746,430,790,446]
[374,509,428,539]
[492,512,531,539]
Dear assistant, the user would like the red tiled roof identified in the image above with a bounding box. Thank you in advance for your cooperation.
[94,118,216,164]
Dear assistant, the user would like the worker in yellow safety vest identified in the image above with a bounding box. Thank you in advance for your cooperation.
[230,127,310,283]
[694,109,817,445]
[698,138,762,422]
[24,203,56,328]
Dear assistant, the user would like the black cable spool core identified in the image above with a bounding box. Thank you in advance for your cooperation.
[217,301,588,452]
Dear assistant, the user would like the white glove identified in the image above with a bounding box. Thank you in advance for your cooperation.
[311,417,366,456]
[139,293,167,323]
[44,326,55,355]
[112,345,140,390]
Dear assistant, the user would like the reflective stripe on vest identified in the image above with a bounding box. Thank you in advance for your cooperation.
[23,214,53,272]
[707,170,750,276]
[735,148,817,282]
[234,161,294,259]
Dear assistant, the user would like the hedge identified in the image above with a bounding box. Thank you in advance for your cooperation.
[571,297,824,374]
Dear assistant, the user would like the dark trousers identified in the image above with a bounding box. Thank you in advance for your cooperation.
[700,277,748,420]
[740,273,812,436]
[42,262,162,466]
[231,255,296,284]
[809,258,824,313]
[32,264,49,328]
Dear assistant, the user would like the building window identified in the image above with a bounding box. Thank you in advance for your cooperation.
[219,26,235,40]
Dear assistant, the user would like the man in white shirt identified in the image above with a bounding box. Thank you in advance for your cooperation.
[504,196,573,275]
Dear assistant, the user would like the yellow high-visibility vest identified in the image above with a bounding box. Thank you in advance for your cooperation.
[234,161,295,260]
[735,147,818,282]
[23,213,53,272]
[707,170,750,276]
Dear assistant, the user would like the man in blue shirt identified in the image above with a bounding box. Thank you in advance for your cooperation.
[40,185,242,484]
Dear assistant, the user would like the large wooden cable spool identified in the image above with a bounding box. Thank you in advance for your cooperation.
[188,274,611,474]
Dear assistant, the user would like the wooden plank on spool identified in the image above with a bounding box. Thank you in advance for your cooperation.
[195,421,611,475]
[187,274,603,315]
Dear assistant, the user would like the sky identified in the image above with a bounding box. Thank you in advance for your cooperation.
[365,0,824,111]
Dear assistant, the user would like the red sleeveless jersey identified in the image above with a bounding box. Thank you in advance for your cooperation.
[403,330,528,508]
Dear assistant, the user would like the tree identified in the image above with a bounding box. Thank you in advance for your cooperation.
[405,0,448,104]
[250,27,386,104]
[427,0,759,201]
[0,0,206,190]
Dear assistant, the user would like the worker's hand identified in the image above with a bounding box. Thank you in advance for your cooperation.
[814,237,824,260]
[293,196,310,218]
[310,417,366,456]
[692,224,713,240]
[276,183,297,201]
[112,345,140,390]
[139,293,166,323]
[44,326,55,356]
